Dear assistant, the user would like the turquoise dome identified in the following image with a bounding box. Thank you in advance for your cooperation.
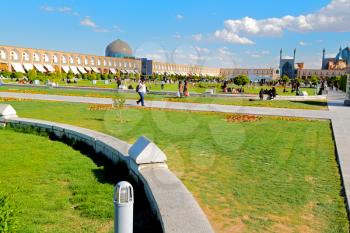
[336,47,350,64]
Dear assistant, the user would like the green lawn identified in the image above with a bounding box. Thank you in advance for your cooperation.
[2,100,347,233]
[0,86,327,110]
[0,129,115,232]
[2,79,317,96]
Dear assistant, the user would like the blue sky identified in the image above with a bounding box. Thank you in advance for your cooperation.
[0,0,349,68]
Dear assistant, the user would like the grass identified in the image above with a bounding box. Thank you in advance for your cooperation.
[0,129,115,232]
[2,79,317,95]
[2,99,348,233]
[0,86,327,110]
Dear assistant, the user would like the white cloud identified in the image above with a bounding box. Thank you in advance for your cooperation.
[299,41,312,46]
[176,14,184,20]
[194,46,210,54]
[40,5,78,16]
[93,28,109,33]
[80,17,96,28]
[58,7,72,13]
[40,6,54,12]
[246,50,270,58]
[40,5,119,33]
[172,33,182,39]
[112,25,123,33]
[192,33,203,41]
[215,0,350,44]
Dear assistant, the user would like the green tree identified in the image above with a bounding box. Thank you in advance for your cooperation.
[11,72,23,80]
[280,75,290,92]
[112,93,126,122]
[27,69,37,81]
[281,75,290,85]
[76,74,82,80]
[310,75,320,87]
[101,74,108,80]
[339,75,347,92]
[233,75,250,86]
[0,71,11,78]
[108,74,115,80]
[67,71,74,80]
[89,73,97,81]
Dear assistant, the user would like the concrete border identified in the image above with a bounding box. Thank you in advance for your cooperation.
[0,112,214,233]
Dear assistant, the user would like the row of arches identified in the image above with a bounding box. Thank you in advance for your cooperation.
[0,47,140,69]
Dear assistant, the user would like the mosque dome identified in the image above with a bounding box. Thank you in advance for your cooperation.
[105,39,133,58]
[336,47,350,63]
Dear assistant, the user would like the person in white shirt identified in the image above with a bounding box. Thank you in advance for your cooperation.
[136,79,147,106]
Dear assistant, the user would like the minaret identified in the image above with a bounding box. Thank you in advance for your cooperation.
[339,46,343,60]
[323,48,326,60]
[322,48,326,69]
[293,48,296,61]
[280,48,282,61]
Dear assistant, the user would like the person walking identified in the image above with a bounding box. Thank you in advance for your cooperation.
[178,81,183,98]
[259,88,264,100]
[136,79,147,106]
[183,80,189,97]
[271,87,277,99]
[161,79,165,90]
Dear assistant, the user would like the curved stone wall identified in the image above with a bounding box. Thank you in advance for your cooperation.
[0,106,214,233]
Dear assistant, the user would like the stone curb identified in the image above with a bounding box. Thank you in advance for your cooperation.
[0,113,214,233]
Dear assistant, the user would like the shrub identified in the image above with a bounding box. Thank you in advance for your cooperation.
[27,69,37,81]
[108,74,115,80]
[101,74,108,80]
[76,74,82,80]
[339,75,347,92]
[82,73,88,80]
[87,73,96,81]
[233,75,250,86]
[0,195,17,232]
[10,72,23,80]
[67,71,74,80]
[128,84,133,90]
[0,71,11,78]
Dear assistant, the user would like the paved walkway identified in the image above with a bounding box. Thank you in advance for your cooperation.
[0,91,332,119]
[1,91,350,213]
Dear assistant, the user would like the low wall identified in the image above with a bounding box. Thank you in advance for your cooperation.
[0,112,214,233]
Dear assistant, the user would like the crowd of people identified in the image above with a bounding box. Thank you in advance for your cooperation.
[135,78,192,106]
[177,80,190,97]
[259,87,277,100]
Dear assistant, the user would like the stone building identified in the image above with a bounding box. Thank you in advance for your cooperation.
[219,68,279,80]
[0,39,142,75]
[322,47,349,70]
[279,48,297,79]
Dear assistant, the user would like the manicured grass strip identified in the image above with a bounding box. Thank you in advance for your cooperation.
[0,86,327,110]
[0,129,114,233]
[1,79,318,95]
[4,100,348,233]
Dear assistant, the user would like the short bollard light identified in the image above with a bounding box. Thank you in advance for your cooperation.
[114,181,134,233]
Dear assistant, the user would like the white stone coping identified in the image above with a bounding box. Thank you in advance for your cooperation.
[1,116,214,233]
[129,136,167,165]
[0,104,17,120]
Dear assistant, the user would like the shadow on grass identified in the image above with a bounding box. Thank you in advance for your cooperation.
[290,100,328,107]
[49,133,163,233]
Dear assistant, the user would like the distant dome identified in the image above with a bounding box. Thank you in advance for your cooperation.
[105,39,133,58]
[336,47,350,64]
